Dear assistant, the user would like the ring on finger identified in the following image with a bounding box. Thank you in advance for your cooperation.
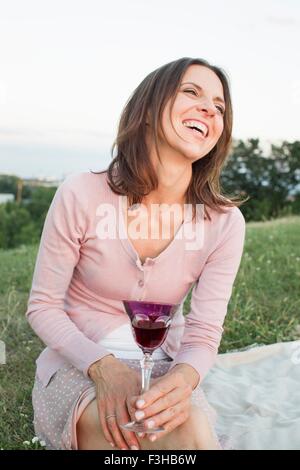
[105,414,117,420]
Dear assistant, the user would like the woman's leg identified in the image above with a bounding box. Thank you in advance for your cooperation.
[77,399,113,450]
[77,399,221,450]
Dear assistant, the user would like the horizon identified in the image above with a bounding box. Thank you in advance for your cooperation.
[0,135,296,180]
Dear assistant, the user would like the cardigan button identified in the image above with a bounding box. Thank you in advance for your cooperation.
[146,258,155,266]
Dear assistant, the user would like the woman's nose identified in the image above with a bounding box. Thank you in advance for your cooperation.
[196,100,216,116]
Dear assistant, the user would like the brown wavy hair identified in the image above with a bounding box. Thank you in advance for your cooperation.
[93,57,248,221]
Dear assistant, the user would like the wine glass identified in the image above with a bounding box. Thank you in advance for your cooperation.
[120,299,180,433]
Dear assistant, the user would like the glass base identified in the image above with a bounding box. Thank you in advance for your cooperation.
[120,421,165,433]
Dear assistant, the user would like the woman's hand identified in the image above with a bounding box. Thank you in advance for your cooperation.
[88,355,142,450]
[131,364,199,443]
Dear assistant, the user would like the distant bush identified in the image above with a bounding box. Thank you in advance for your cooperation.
[0,187,56,249]
[0,202,32,248]
[25,186,57,232]
[0,174,32,199]
[221,139,300,220]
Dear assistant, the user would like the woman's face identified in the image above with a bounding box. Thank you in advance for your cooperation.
[158,64,226,162]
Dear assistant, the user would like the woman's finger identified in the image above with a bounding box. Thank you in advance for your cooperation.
[135,371,186,410]
[134,385,191,422]
[143,398,190,432]
[105,413,130,450]
[97,393,129,450]
[117,406,141,450]
[148,411,188,442]
[127,396,139,422]
[97,399,116,448]
[127,397,146,439]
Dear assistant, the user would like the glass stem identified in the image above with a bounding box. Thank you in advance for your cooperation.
[140,352,154,393]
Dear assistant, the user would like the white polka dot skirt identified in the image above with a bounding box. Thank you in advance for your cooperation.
[31,358,230,450]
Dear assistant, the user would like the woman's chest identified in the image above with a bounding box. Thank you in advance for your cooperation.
[123,208,184,264]
[72,203,208,302]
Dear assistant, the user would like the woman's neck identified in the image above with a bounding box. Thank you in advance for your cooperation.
[143,142,192,208]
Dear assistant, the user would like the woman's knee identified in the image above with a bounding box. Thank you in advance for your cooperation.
[141,406,219,450]
[188,406,221,450]
[77,399,111,450]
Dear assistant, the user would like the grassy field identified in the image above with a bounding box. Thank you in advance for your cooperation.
[0,215,300,450]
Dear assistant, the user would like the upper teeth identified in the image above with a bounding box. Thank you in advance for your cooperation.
[183,120,208,137]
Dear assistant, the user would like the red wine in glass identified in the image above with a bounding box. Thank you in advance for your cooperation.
[132,315,171,353]
[121,300,180,434]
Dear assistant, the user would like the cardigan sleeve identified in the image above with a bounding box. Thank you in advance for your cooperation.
[25,174,113,377]
[169,208,246,385]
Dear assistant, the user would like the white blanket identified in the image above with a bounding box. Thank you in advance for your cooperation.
[202,341,300,450]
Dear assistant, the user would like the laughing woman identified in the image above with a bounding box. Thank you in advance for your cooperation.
[26,57,247,450]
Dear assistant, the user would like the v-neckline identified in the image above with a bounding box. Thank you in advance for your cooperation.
[117,195,190,267]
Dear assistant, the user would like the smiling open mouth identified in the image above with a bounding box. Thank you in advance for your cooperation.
[182,123,207,140]
[182,120,209,139]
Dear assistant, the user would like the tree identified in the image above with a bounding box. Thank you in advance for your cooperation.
[24,186,56,235]
[221,138,300,221]
[0,202,32,249]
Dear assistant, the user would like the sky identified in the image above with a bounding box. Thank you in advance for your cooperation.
[0,0,299,178]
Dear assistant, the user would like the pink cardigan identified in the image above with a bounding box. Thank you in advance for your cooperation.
[26,171,246,387]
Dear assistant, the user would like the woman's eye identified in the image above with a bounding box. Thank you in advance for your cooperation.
[184,89,225,115]
[184,89,197,95]
[216,105,225,115]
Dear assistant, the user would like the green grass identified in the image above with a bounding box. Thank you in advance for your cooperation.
[1,216,300,449]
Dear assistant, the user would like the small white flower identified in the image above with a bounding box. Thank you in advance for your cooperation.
[40,440,46,447]
[32,436,39,444]
[23,441,30,446]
